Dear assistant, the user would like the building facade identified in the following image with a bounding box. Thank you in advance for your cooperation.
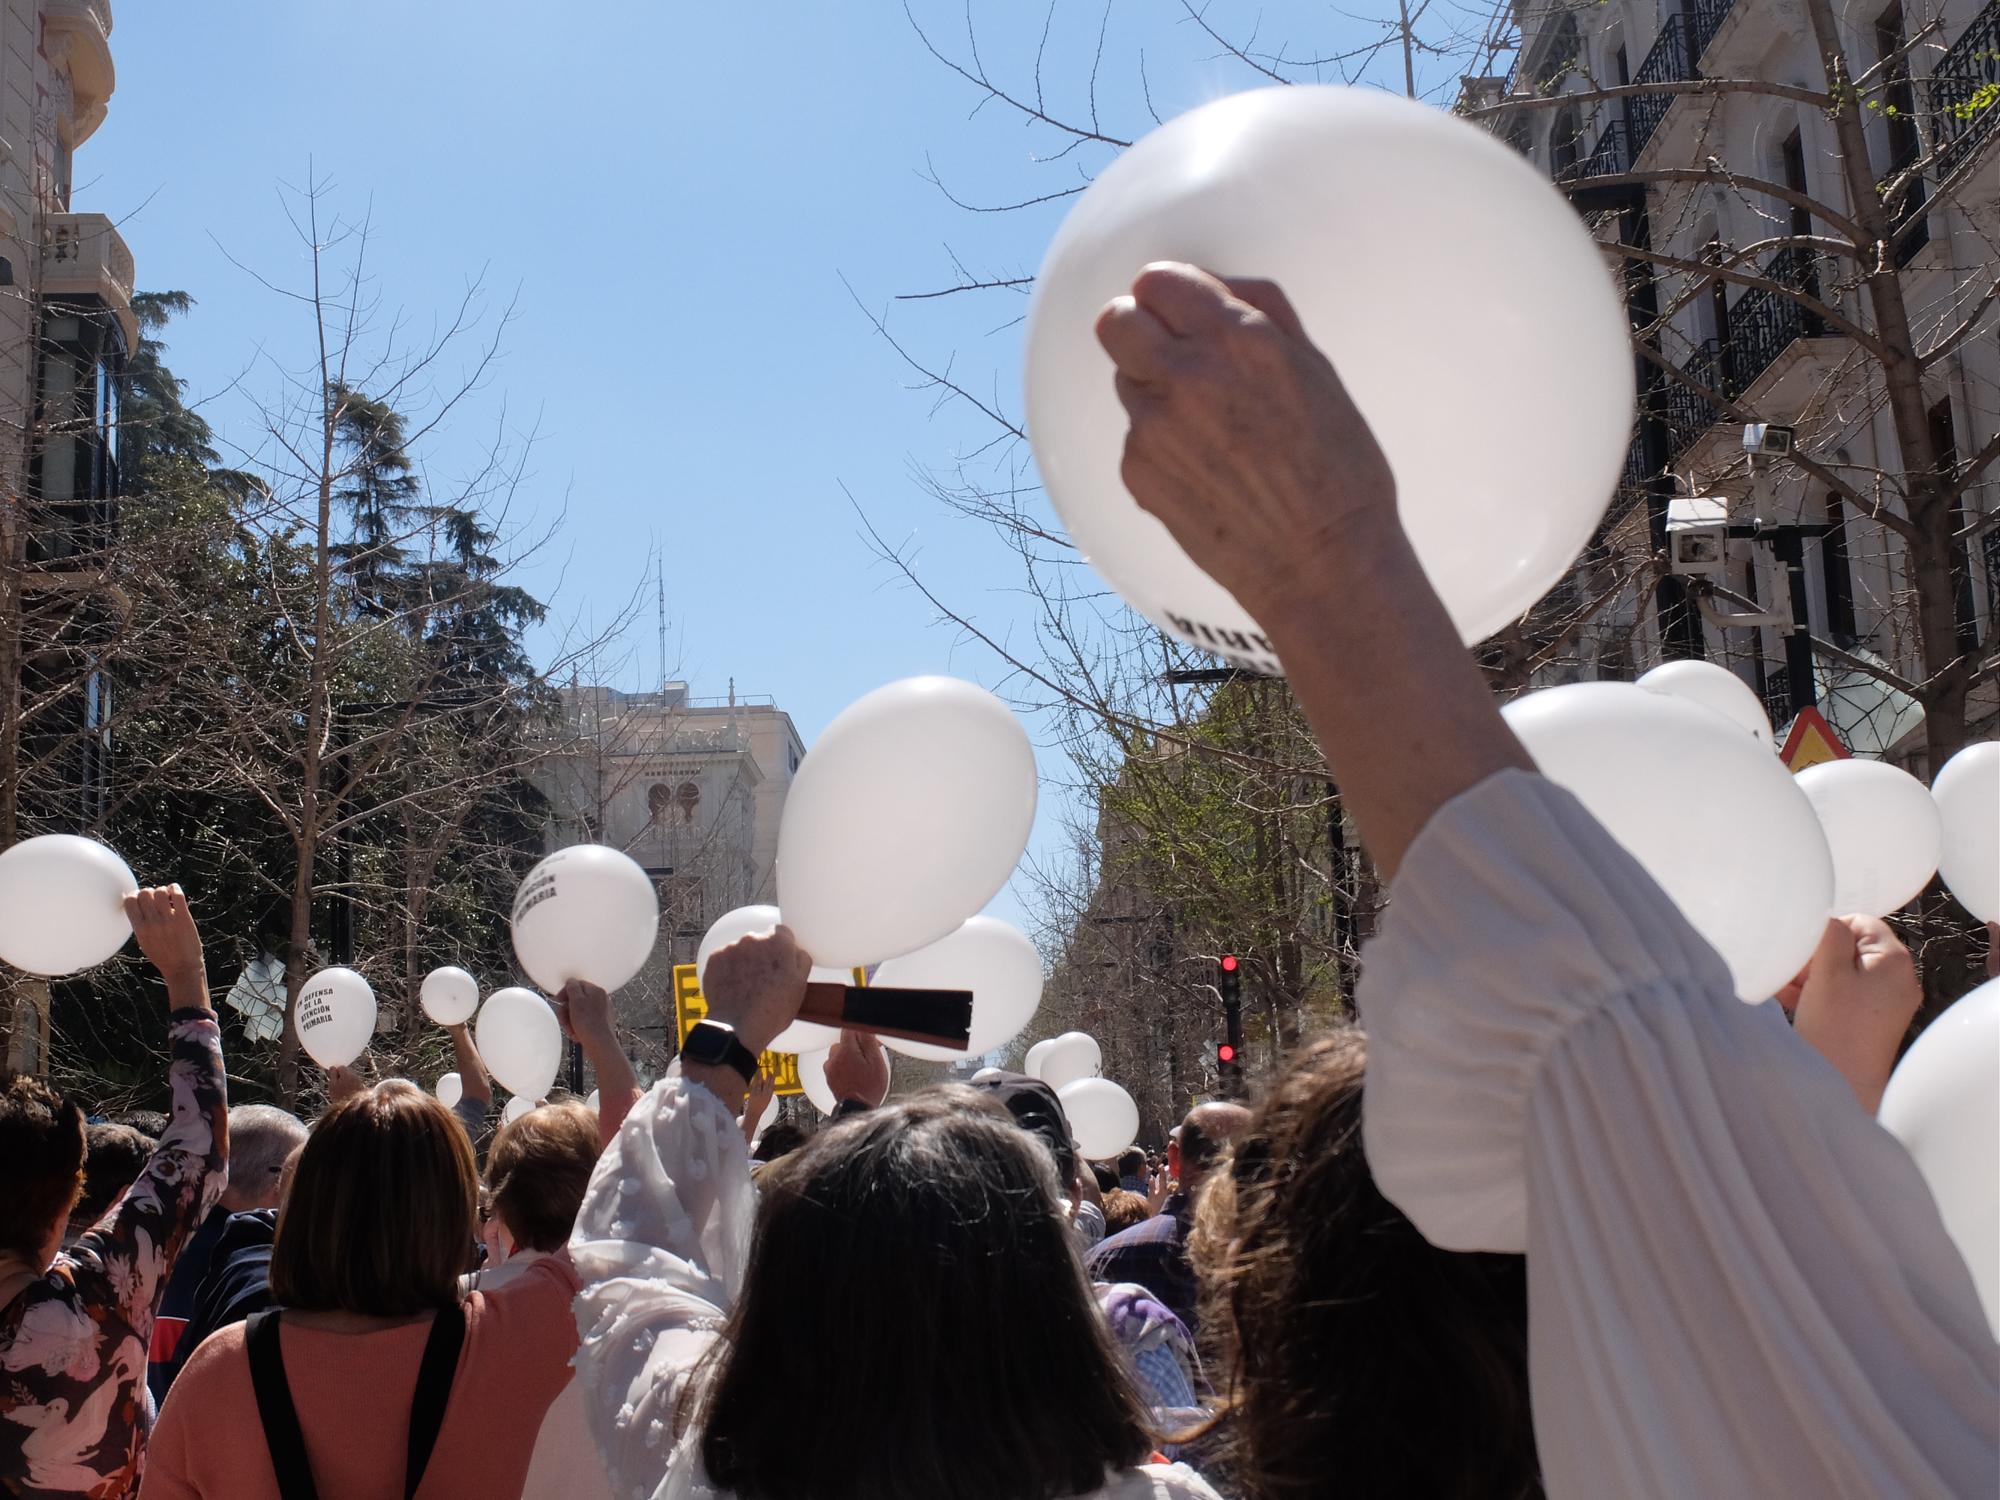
[536,682,805,1075]
[1467,0,1998,764]
[1,0,132,1074]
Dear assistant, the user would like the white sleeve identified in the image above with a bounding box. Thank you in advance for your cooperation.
[1359,769,1998,1500]
[568,1066,757,1500]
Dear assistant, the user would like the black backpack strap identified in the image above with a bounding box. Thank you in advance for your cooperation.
[403,1301,466,1500]
[245,1310,320,1500]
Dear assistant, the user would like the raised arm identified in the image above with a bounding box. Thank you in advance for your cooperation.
[553,980,641,1144]
[567,931,807,1497]
[1100,262,1997,1497]
[71,887,228,1327]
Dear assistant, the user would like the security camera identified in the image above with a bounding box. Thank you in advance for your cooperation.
[1666,494,1729,575]
[1742,423,1795,458]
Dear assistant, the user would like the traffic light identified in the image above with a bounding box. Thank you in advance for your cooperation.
[1218,954,1244,1096]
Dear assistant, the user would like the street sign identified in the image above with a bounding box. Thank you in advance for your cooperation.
[670,964,803,1095]
[1780,705,1851,772]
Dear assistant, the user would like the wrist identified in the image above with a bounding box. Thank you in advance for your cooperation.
[163,969,210,1010]
[683,1060,747,1117]
[1252,514,1415,651]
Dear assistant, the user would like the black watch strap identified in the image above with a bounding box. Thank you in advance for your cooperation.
[686,1020,760,1086]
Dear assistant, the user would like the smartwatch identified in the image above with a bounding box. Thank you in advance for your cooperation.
[683,1019,760,1086]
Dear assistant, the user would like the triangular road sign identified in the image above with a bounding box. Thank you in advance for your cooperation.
[1780,705,1850,772]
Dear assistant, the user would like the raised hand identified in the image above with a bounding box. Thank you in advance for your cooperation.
[702,927,811,1058]
[1790,915,1923,1113]
[123,885,208,1011]
[822,1029,890,1111]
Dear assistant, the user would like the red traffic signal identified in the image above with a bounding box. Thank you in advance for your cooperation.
[1220,954,1239,973]
[1217,1042,1237,1064]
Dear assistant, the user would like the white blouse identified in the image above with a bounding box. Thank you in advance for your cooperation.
[567,1068,1222,1500]
[1360,770,1999,1499]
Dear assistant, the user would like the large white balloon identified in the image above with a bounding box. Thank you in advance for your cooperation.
[1037,1032,1103,1093]
[1637,660,1775,750]
[1502,683,1833,1002]
[1795,759,1942,918]
[477,986,563,1100]
[1060,1077,1140,1161]
[420,966,479,1027]
[1022,1039,1058,1079]
[502,1094,536,1125]
[510,845,659,994]
[777,677,1036,968]
[435,1072,463,1109]
[296,967,376,1069]
[0,834,137,977]
[696,904,841,1055]
[878,917,1044,1062]
[1877,978,2000,1336]
[1932,742,1999,923]
[1024,85,1631,674]
[794,1046,891,1118]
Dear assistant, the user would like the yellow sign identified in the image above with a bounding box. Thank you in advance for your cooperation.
[1780,705,1851,773]
[670,964,802,1095]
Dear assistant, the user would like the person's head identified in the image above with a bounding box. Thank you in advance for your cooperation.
[0,1076,86,1269]
[67,1122,156,1239]
[1192,1031,1537,1500]
[1090,1160,1119,1194]
[750,1120,806,1165]
[271,1079,477,1316]
[1116,1146,1146,1181]
[111,1109,168,1139]
[481,1100,597,1261]
[1101,1187,1151,1235]
[696,1086,1154,1500]
[1168,1100,1251,1190]
[967,1071,1079,1192]
[222,1104,309,1214]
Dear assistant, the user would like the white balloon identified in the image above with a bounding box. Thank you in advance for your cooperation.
[1022,1039,1058,1079]
[1795,759,1942,918]
[1932,742,1999,923]
[420,966,479,1027]
[1060,1078,1141,1161]
[435,1071,463,1109]
[510,845,660,993]
[778,677,1036,968]
[1503,683,1833,1002]
[1025,85,1631,674]
[970,1066,1006,1083]
[1037,1032,1103,1093]
[697,905,842,1054]
[1637,660,1775,750]
[502,1095,536,1125]
[477,986,563,1100]
[878,917,1043,1062]
[296,966,377,1069]
[585,1088,600,1111]
[0,834,136,977]
[1877,978,2000,1336]
[792,1046,892,1118]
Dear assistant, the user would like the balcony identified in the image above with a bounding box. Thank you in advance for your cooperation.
[1927,0,2000,180]
[41,213,136,354]
[1556,119,1645,211]
[1880,136,1932,269]
[1626,0,1739,164]
[1659,249,1831,460]
[41,1,115,148]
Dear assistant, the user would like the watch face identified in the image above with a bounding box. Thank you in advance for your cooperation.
[687,1022,736,1064]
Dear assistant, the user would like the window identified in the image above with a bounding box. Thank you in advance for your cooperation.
[1550,103,1583,178]
[1875,4,1929,261]
[676,781,700,823]
[647,783,672,819]
[1818,494,1858,642]
[1928,398,1979,651]
[1780,129,1811,238]
[28,304,121,567]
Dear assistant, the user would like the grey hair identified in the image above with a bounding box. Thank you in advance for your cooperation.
[227,1104,309,1204]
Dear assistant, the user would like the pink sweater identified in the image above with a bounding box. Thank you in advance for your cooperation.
[138,1255,581,1500]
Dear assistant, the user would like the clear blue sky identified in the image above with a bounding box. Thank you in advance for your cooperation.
[84,1,1452,930]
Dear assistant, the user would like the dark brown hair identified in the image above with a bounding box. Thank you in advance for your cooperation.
[271,1080,477,1315]
[697,1086,1155,1500]
[71,1123,157,1229]
[0,1076,86,1259]
[484,1100,597,1254]
[1101,1188,1150,1235]
[1193,1030,1540,1500]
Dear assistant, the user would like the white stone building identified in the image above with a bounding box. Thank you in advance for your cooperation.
[1468,0,1998,764]
[536,682,806,1071]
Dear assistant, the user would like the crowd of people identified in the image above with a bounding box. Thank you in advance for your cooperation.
[3,263,1996,1499]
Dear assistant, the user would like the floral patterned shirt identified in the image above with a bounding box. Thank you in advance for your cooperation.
[1,1011,228,1499]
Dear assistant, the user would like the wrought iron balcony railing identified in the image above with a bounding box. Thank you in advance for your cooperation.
[1555,119,1632,181]
[1627,12,1696,158]
[1762,665,1792,726]
[1927,0,2000,178]
[1726,246,1825,392]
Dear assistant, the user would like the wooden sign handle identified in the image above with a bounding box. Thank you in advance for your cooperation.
[798,982,973,1049]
